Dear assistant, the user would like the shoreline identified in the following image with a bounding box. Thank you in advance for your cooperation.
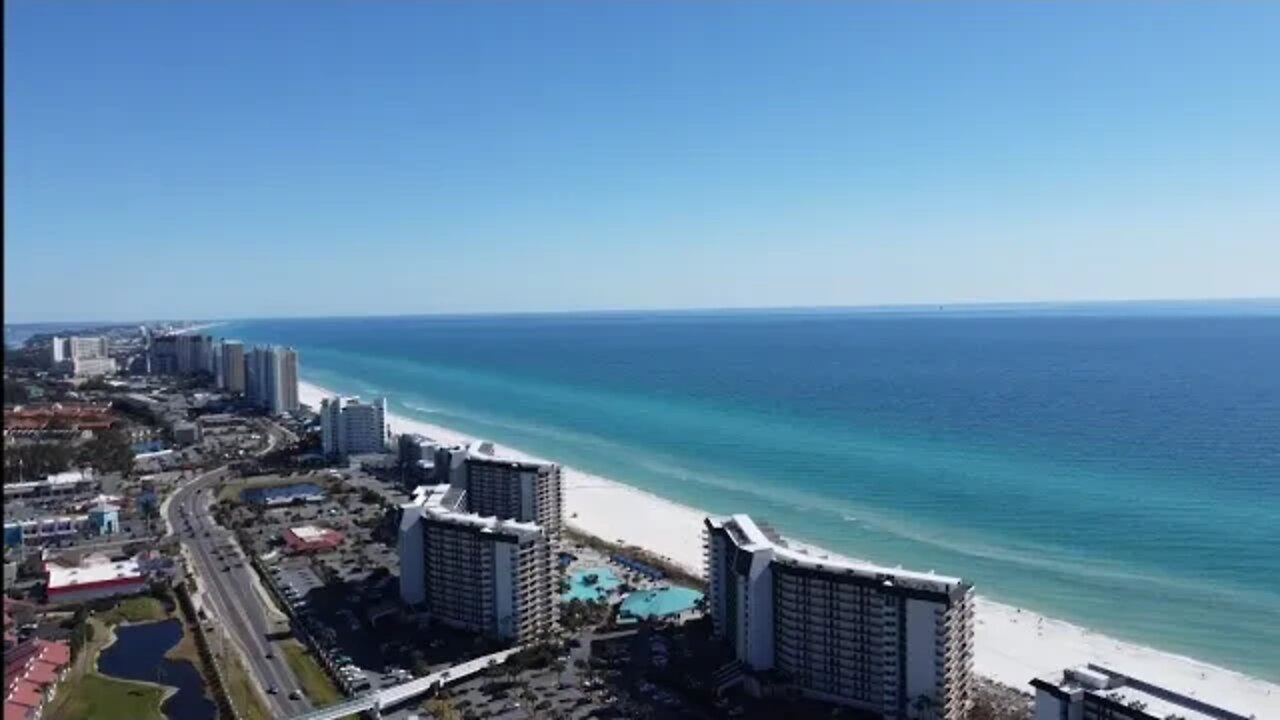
[299,379,1279,715]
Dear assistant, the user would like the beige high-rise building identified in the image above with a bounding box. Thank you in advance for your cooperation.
[461,452,563,541]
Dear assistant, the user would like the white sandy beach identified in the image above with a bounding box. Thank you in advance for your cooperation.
[300,380,1278,716]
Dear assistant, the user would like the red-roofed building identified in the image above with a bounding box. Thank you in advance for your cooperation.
[5,701,36,720]
[282,525,344,554]
[4,683,42,712]
[4,639,70,718]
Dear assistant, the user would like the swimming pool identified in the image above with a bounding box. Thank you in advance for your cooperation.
[562,567,622,602]
[619,586,703,619]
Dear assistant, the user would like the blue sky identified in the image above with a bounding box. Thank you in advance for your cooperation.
[5,2,1278,322]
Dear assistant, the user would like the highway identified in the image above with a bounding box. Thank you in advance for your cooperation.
[166,424,310,718]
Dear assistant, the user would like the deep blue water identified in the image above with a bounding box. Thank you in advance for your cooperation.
[219,306,1280,679]
[97,619,217,720]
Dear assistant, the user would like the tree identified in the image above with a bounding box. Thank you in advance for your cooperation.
[78,427,136,476]
[3,378,30,405]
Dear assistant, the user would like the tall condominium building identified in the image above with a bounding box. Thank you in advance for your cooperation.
[460,452,563,541]
[148,334,214,376]
[219,341,246,394]
[703,515,974,720]
[51,336,109,364]
[50,336,115,377]
[245,345,300,415]
[398,485,557,643]
[1031,665,1250,720]
[319,396,388,457]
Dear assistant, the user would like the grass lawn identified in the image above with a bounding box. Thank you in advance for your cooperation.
[49,672,167,720]
[223,648,273,720]
[281,640,342,706]
[96,596,169,626]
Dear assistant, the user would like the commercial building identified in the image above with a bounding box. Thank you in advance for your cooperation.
[246,345,299,415]
[44,553,148,604]
[1031,665,1251,720]
[398,485,557,643]
[2,472,97,502]
[703,514,974,720]
[3,515,89,547]
[320,396,388,457]
[460,452,563,541]
[282,525,345,555]
[219,340,246,394]
[86,502,120,535]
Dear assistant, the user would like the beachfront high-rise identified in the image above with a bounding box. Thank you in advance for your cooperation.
[219,340,246,394]
[148,334,214,376]
[1031,665,1250,720]
[320,396,389,457]
[459,453,564,541]
[398,485,557,643]
[245,345,300,415]
[703,514,974,720]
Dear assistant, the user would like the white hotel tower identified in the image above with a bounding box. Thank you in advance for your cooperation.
[703,514,974,719]
[398,485,557,643]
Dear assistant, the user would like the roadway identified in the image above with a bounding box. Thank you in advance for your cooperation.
[166,422,309,718]
[287,646,523,720]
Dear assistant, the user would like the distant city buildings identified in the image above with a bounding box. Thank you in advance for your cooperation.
[320,396,388,457]
[398,485,557,643]
[245,345,299,415]
[703,514,974,720]
[219,340,246,394]
[148,334,214,376]
[49,336,115,377]
[1031,665,1251,720]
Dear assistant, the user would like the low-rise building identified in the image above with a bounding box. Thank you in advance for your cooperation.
[45,553,148,604]
[282,525,344,555]
[3,637,71,720]
[1031,665,1252,720]
[1,469,97,500]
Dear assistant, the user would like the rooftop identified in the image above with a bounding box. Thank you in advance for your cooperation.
[405,484,544,539]
[46,554,143,591]
[1032,665,1251,720]
[707,514,966,594]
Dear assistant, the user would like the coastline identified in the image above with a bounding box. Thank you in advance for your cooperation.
[299,380,1279,715]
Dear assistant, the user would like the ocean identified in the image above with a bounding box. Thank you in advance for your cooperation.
[217,305,1280,680]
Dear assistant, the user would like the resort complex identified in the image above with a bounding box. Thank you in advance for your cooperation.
[704,514,975,719]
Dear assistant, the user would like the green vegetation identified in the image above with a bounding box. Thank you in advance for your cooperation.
[96,596,169,626]
[4,441,77,483]
[77,427,136,476]
[223,649,273,720]
[281,640,343,706]
[48,672,167,720]
[4,377,31,404]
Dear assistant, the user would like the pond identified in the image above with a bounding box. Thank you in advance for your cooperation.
[97,619,217,720]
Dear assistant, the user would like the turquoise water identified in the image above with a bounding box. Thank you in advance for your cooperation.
[563,567,622,602]
[620,587,704,619]
[217,308,1280,679]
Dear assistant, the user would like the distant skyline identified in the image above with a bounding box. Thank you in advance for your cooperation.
[5,2,1279,323]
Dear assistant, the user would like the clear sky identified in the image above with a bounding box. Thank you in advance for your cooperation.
[5,2,1278,323]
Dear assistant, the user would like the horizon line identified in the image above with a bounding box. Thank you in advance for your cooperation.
[6,295,1280,328]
